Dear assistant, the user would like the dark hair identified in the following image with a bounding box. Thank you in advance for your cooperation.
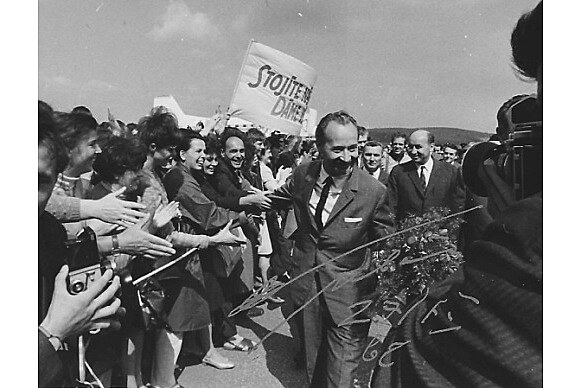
[315,110,358,147]
[93,136,147,184]
[204,135,221,156]
[300,139,315,154]
[54,112,99,150]
[71,105,93,116]
[511,1,542,80]
[363,140,383,149]
[39,100,69,174]
[443,143,459,152]
[357,125,369,138]
[137,110,179,149]
[247,127,266,144]
[220,128,248,151]
[390,132,407,143]
[175,129,204,156]
[277,152,296,169]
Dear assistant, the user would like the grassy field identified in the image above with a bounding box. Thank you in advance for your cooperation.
[368,127,492,146]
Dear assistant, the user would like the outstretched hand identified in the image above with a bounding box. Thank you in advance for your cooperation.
[210,220,247,246]
[40,265,125,340]
[118,220,176,259]
[93,187,148,226]
[152,201,181,230]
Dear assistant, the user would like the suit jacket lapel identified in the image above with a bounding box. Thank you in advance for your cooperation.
[302,161,321,234]
[325,168,358,227]
[425,159,443,196]
[406,164,426,197]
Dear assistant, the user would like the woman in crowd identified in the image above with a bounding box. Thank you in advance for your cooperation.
[138,110,244,388]
[86,136,152,387]
[165,130,257,356]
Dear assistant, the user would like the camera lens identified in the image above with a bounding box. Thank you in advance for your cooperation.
[70,281,86,294]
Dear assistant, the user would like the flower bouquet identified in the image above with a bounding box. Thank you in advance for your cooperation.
[370,207,465,321]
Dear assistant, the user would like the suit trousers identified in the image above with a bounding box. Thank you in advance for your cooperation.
[303,273,371,388]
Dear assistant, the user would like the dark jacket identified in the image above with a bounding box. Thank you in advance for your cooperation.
[371,194,542,387]
[38,211,72,388]
[388,158,466,221]
[209,159,254,212]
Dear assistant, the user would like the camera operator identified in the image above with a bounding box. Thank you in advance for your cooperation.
[371,2,542,386]
[39,102,125,388]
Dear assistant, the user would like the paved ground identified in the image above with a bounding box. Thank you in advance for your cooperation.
[174,294,389,388]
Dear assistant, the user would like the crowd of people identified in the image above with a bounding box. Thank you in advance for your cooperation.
[39,1,542,387]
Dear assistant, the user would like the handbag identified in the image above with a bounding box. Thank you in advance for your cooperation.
[137,277,171,331]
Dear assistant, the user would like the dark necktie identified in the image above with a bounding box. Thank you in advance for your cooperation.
[419,166,427,191]
[315,176,334,230]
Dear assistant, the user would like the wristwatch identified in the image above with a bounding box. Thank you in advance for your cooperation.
[39,326,67,351]
[111,234,121,255]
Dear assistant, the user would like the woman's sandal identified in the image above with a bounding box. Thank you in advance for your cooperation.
[223,336,257,351]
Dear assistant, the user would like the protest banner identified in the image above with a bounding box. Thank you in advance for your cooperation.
[229,40,317,135]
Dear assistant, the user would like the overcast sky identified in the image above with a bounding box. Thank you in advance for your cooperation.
[39,0,538,132]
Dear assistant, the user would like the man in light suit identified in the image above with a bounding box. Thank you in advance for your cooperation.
[271,111,393,387]
[362,140,390,186]
[388,129,465,221]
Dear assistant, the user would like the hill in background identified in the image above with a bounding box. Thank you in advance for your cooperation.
[368,127,492,146]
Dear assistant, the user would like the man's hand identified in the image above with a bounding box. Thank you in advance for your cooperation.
[89,187,148,226]
[40,265,125,340]
[209,220,247,246]
[240,193,272,210]
[118,223,176,259]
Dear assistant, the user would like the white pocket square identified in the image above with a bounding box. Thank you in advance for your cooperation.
[344,217,362,223]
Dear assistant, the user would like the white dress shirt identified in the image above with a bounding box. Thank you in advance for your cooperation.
[416,156,434,184]
[308,166,350,226]
[364,167,381,180]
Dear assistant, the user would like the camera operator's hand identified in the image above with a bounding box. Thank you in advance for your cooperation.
[118,222,176,259]
[240,192,272,211]
[87,187,148,226]
[40,265,125,340]
[209,220,247,246]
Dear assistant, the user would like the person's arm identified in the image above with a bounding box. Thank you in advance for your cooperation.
[169,220,246,248]
[387,168,400,217]
[371,187,395,240]
[450,166,467,213]
[97,225,176,259]
[45,187,147,225]
[210,171,247,211]
[39,330,64,388]
[45,194,81,222]
[171,176,241,233]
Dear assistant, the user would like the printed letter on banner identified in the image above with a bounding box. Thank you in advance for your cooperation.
[229,41,317,135]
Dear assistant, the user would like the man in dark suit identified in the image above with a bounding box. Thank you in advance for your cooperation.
[362,140,390,186]
[388,129,465,221]
[272,111,393,387]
